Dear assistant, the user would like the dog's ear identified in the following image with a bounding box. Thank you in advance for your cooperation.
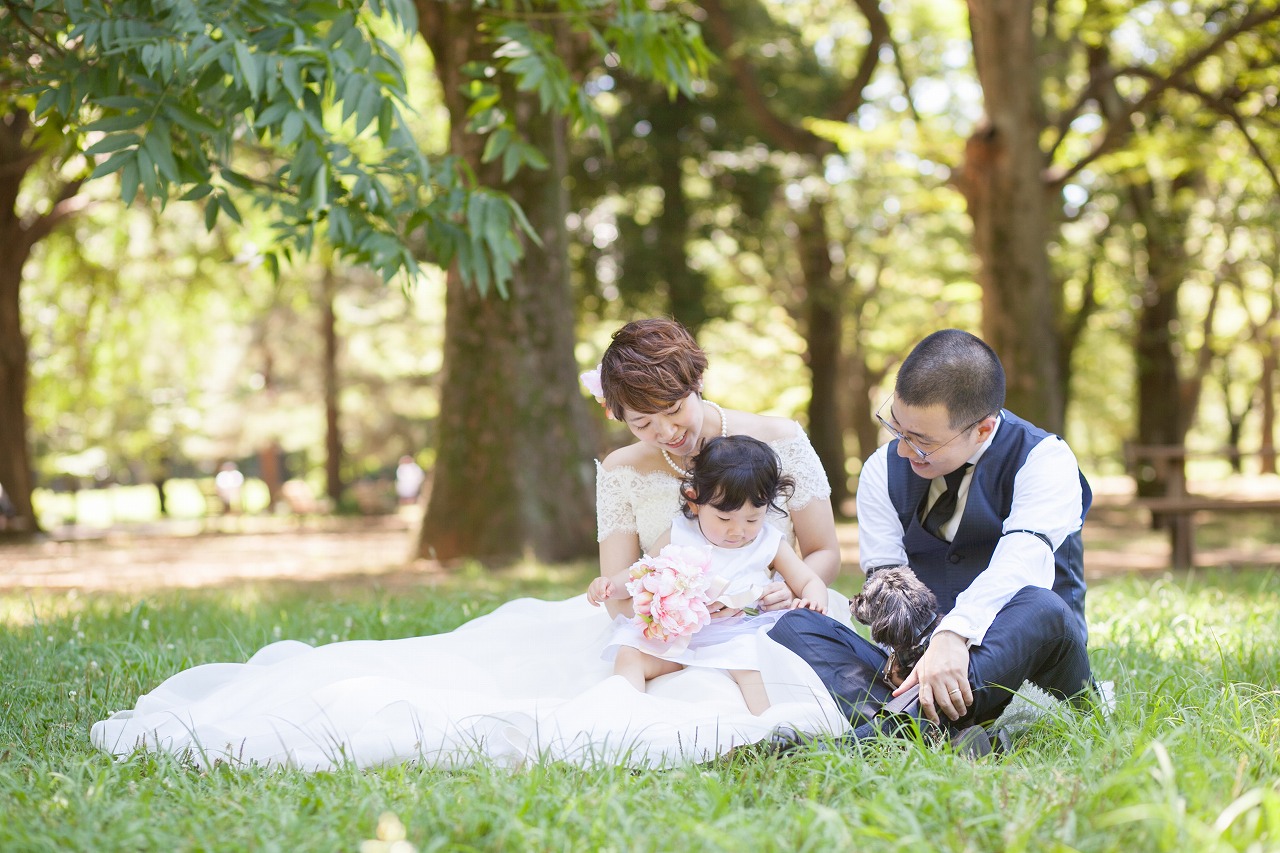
[850,593,872,626]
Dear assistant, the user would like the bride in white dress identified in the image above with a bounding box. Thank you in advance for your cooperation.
[90,320,851,769]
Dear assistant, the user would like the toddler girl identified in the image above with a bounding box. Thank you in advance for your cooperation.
[588,435,827,714]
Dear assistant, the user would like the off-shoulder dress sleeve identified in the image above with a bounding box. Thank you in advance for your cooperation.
[773,423,832,511]
[595,460,639,542]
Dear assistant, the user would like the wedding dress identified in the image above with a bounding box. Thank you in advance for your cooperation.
[91,426,850,770]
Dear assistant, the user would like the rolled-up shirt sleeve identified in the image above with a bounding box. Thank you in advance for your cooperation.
[937,435,1084,646]
[854,445,909,573]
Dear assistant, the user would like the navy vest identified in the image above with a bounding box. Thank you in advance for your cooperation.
[885,411,1092,640]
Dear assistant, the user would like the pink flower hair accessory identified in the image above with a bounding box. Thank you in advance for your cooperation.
[579,365,614,419]
[583,361,616,417]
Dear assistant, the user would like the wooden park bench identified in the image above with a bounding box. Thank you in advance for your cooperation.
[1124,444,1280,569]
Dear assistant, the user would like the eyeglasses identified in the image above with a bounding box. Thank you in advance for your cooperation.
[875,396,991,461]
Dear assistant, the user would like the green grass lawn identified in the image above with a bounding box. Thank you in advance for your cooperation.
[2,562,1278,852]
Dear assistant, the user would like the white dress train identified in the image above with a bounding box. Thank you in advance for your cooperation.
[90,424,852,769]
[90,594,847,770]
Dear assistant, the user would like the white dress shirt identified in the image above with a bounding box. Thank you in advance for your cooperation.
[855,415,1085,646]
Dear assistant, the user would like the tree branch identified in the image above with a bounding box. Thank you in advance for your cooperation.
[1044,43,1111,166]
[1044,5,1280,188]
[699,0,826,154]
[22,177,87,247]
[1187,83,1280,194]
[1,0,67,56]
[700,0,888,155]
[824,0,891,121]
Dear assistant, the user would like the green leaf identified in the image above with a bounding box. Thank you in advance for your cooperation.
[217,193,242,224]
[507,195,540,247]
[234,41,262,99]
[89,148,135,180]
[164,102,221,136]
[312,166,328,209]
[91,96,151,111]
[377,99,394,146]
[340,73,364,122]
[281,111,304,146]
[466,192,491,242]
[135,146,158,198]
[354,84,380,134]
[83,113,147,133]
[281,58,303,102]
[189,39,231,74]
[120,156,140,205]
[143,132,182,183]
[33,87,59,118]
[204,194,220,229]
[481,126,511,165]
[254,101,291,129]
[180,184,214,201]
[83,133,141,157]
[501,144,521,183]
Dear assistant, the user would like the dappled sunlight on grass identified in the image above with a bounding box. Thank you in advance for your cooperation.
[4,553,1280,850]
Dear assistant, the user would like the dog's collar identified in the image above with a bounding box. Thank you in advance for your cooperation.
[907,612,941,654]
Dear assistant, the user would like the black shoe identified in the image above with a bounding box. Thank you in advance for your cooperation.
[765,725,808,755]
[949,724,993,758]
[949,722,1018,758]
[765,726,871,756]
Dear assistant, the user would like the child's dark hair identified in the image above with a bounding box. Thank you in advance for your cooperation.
[680,436,795,519]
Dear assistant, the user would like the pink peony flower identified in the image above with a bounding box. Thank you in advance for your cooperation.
[625,544,713,643]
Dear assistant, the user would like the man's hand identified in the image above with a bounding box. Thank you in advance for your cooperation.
[892,630,972,724]
[756,580,797,611]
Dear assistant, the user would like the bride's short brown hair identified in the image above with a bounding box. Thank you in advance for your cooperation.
[600,318,708,420]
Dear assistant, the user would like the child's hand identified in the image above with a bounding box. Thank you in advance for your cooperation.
[789,597,827,614]
[587,577,614,607]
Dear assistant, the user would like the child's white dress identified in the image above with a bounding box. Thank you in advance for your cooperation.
[604,514,787,670]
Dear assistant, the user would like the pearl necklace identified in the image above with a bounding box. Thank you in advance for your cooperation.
[661,401,727,478]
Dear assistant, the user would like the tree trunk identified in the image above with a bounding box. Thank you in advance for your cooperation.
[1260,290,1278,475]
[258,441,283,510]
[1127,179,1190,522]
[846,261,888,463]
[650,95,709,337]
[417,6,598,563]
[0,114,39,536]
[959,0,1063,432]
[0,246,36,535]
[795,199,848,508]
[321,265,343,504]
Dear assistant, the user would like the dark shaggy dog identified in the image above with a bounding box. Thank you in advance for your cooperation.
[850,565,940,688]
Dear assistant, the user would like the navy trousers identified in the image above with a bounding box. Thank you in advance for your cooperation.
[769,586,1093,726]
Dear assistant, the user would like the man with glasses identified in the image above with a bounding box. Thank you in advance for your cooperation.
[770,329,1093,752]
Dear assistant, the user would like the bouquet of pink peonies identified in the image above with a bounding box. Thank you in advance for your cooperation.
[626,544,714,643]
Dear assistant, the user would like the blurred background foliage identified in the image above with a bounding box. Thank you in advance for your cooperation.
[3,0,1278,544]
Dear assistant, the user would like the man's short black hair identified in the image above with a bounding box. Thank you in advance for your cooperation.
[895,329,1005,429]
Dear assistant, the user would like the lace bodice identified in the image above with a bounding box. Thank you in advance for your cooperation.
[595,422,832,553]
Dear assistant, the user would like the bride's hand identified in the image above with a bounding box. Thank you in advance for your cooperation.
[756,580,796,612]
